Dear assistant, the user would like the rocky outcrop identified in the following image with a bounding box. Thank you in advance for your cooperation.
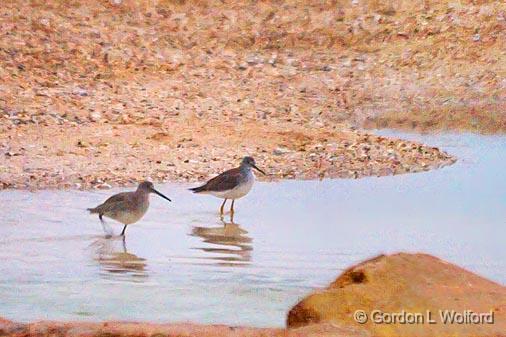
[2,253,504,337]
[287,253,506,337]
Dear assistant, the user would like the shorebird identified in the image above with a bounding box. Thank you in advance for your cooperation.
[88,181,171,236]
[189,156,265,215]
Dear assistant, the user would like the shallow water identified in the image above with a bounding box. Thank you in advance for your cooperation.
[0,132,505,327]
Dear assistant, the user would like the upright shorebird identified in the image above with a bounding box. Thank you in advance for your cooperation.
[189,156,265,215]
[88,181,171,236]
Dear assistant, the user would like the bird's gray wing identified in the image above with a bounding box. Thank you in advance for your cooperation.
[199,167,243,192]
[93,192,131,214]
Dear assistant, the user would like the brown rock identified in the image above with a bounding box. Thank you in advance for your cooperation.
[287,253,506,337]
[0,318,24,335]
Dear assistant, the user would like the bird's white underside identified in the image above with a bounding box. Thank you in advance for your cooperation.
[106,201,149,225]
[204,172,255,200]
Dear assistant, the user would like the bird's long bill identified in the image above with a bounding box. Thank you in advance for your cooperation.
[151,188,172,202]
[252,164,266,175]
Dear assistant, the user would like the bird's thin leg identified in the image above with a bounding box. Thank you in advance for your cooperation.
[220,199,227,215]
[100,214,112,239]
[230,199,235,214]
[120,225,127,236]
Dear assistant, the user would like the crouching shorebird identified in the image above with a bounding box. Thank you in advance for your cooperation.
[189,156,266,215]
[88,181,171,236]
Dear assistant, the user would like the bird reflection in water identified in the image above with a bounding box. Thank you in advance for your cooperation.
[92,237,148,280]
[190,215,252,266]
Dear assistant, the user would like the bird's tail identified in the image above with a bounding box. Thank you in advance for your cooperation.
[87,207,98,214]
[189,185,206,193]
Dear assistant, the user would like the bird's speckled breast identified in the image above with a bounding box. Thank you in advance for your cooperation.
[111,197,149,225]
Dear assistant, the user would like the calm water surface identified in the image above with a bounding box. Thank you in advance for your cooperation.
[0,132,505,327]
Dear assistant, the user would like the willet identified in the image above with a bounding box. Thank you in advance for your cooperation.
[189,156,265,215]
[88,181,171,236]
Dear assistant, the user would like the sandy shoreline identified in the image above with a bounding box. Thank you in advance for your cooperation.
[0,120,455,190]
[0,319,367,337]
[1,0,503,190]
